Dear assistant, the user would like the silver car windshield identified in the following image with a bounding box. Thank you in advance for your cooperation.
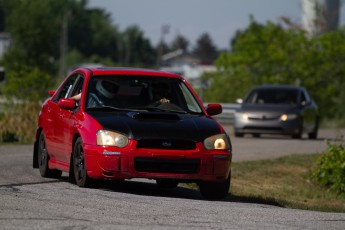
[85,76,203,114]
[245,89,298,105]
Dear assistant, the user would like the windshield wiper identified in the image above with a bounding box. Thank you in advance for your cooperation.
[87,106,127,111]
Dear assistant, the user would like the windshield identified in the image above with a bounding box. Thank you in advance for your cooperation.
[245,88,298,105]
[85,75,203,114]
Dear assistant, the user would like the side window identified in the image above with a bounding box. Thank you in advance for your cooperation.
[71,77,84,99]
[53,74,79,103]
[300,90,311,106]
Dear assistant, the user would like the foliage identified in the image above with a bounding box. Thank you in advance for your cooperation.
[311,140,345,195]
[204,19,345,122]
[1,0,64,74]
[192,33,219,64]
[120,25,156,67]
[171,34,190,52]
[3,65,54,102]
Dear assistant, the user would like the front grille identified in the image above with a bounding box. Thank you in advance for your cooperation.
[244,126,282,131]
[134,157,200,174]
[137,139,196,150]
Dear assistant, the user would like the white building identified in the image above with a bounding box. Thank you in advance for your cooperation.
[302,0,340,35]
[159,49,217,85]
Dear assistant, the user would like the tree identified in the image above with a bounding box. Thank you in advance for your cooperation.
[170,34,190,52]
[193,33,219,64]
[203,18,345,121]
[68,7,119,63]
[121,25,156,67]
[2,0,65,74]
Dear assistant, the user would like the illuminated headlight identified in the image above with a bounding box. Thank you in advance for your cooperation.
[280,114,298,121]
[236,112,248,120]
[96,130,128,147]
[204,134,230,150]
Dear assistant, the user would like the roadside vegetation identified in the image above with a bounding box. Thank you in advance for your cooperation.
[185,142,345,213]
[230,153,345,213]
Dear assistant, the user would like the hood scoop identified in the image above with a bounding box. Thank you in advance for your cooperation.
[132,112,180,121]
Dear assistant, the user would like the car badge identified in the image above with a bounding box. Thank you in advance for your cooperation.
[162,141,172,147]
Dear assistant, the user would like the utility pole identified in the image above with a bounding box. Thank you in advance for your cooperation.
[59,11,71,77]
[157,24,170,68]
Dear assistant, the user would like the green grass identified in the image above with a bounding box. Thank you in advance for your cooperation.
[184,154,345,212]
[230,154,345,212]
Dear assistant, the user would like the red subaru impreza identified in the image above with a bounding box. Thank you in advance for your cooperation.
[33,67,232,200]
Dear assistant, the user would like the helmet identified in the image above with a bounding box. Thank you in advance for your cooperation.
[96,80,118,99]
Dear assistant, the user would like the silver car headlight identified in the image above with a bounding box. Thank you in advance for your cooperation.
[280,114,298,121]
[203,134,230,150]
[235,112,248,120]
[96,130,129,147]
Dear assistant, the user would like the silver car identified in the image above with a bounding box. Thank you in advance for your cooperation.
[233,85,319,139]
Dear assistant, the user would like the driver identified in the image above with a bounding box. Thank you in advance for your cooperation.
[151,82,171,106]
[88,79,118,107]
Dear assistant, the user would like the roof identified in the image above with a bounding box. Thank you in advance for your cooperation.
[78,67,183,79]
[253,84,304,90]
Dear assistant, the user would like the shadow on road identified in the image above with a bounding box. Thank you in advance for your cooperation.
[89,178,282,207]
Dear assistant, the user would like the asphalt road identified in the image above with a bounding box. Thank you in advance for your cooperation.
[0,128,345,229]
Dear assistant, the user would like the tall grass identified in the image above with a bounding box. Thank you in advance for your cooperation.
[0,102,41,143]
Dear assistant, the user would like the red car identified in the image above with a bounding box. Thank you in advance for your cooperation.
[33,67,232,200]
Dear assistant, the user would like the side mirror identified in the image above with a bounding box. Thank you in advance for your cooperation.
[301,100,311,107]
[206,104,222,116]
[236,98,243,104]
[48,90,55,96]
[58,98,76,110]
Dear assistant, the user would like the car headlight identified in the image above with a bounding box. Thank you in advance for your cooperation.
[280,114,298,121]
[235,112,248,120]
[96,130,129,147]
[204,134,230,150]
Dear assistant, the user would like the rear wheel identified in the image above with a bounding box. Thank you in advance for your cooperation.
[73,137,101,188]
[38,131,62,178]
[199,172,231,200]
[252,133,260,138]
[308,120,319,140]
[308,128,318,139]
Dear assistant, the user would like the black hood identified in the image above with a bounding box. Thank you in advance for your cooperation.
[87,111,222,142]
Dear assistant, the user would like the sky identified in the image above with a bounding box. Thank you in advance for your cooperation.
[87,0,344,50]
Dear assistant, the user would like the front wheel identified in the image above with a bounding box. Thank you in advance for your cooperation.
[72,137,101,188]
[38,131,62,178]
[234,130,244,138]
[156,179,178,189]
[199,172,231,200]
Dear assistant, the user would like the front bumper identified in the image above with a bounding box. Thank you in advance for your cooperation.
[82,141,232,183]
[234,115,302,135]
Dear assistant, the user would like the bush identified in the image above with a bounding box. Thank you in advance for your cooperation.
[311,139,345,195]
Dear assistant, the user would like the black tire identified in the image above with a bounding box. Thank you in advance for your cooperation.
[199,172,231,200]
[72,137,101,188]
[156,179,178,189]
[252,133,260,138]
[308,120,319,140]
[234,132,244,138]
[38,132,62,178]
[308,129,318,139]
[292,133,302,139]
